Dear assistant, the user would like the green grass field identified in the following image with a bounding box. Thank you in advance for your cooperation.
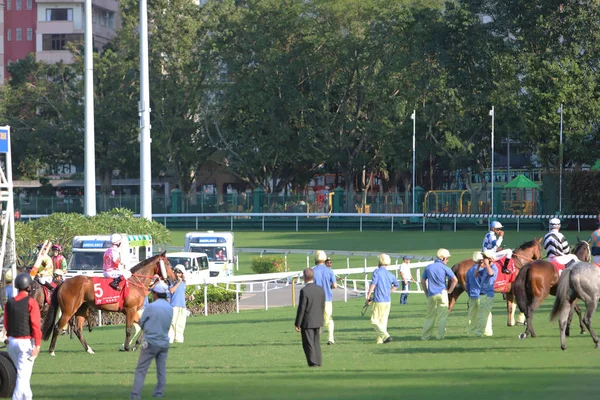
[29,230,600,399]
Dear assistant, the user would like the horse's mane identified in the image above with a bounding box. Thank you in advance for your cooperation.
[516,239,539,252]
[130,253,163,274]
[573,240,589,254]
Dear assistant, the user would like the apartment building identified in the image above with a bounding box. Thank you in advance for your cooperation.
[1,0,120,83]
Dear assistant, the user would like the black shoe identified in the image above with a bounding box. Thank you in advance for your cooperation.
[502,268,511,275]
[383,336,393,344]
[110,277,122,291]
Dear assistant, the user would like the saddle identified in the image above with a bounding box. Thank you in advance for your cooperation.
[549,260,567,276]
[493,257,516,293]
[92,277,130,308]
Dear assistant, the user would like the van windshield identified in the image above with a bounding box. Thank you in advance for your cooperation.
[190,247,227,261]
[69,252,104,271]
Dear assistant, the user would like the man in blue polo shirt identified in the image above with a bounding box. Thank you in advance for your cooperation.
[365,254,399,344]
[421,248,458,340]
[465,251,483,335]
[475,250,497,337]
[312,250,337,345]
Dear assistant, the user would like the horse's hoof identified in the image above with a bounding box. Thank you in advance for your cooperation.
[515,322,525,326]
[595,342,599,349]
[50,351,55,357]
[86,347,95,354]
[561,346,566,351]
[518,333,527,340]
[581,330,586,335]
[507,323,515,327]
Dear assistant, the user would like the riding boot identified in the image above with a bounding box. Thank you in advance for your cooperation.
[110,276,122,291]
[43,282,55,291]
[502,258,511,275]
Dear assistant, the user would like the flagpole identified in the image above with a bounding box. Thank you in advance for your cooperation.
[411,110,416,214]
[489,106,495,217]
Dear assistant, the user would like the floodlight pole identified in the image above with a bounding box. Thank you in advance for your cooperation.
[559,104,563,214]
[411,110,416,214]
[139,0,152,221]
[489,106,495,217]
[83,0,96,216]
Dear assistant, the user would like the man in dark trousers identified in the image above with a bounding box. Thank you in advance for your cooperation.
[295,268,325,367]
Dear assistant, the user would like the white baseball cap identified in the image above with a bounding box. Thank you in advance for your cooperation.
[314,250,327,263]
[378,253,391,266]
[437,248,451,259]
[152,281,169,294]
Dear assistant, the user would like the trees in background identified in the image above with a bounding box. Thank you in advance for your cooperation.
[1,0,599,195]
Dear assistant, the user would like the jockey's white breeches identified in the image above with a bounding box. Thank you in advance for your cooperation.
[494,249,513,260]
[549,254,579,266]
[103,269,132,279]
[37,276,51,285]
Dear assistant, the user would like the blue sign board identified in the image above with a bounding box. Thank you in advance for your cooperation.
[0,128,8,154]
[82,240,109,249]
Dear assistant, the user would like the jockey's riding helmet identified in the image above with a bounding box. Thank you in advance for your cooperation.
[14,273,33,290]
[53,269,64,276]
[52,244,62,252]
[110,233,123,245]
[490,221,503,229]
[550,218,561,228]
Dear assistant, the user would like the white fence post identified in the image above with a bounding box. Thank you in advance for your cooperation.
[264,281,269,310]
[236,283,240,314]
[204,283,208,317]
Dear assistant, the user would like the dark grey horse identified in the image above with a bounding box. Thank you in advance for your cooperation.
[550,261,600,350]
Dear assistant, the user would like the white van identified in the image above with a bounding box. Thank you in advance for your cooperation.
[166,251,212,284]
[67,234,153,277]
[184,231,234,277]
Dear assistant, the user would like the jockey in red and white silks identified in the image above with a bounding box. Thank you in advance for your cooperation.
[543,218,579,267]
[103,234,131,289]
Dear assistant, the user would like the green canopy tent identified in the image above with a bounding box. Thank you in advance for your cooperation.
[503,174,540,214]
[591,160,600,170]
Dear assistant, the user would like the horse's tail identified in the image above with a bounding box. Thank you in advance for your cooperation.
[550,268,572,322]
[512,263,531,314]
[42,282,61,340]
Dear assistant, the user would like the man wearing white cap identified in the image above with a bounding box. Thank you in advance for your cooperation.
[421,248,457,340]
[130,281,173,400]
[543,218,579,267]
[482,221,512,274]
[365,254,399,344]
[103,233,132,291]
[312,250,337,345]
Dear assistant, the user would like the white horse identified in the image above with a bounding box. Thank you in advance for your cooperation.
[550,261,600,350]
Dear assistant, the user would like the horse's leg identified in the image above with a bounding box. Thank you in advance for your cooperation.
[448,286,463,312]
[73,306,94,354]
[506,291,515,326]
[581,298,600,348]
[574,301,586,334]
[122,309,137,352]
[566,305,574,337]
[557,300,573,351]
[49,311,74,356]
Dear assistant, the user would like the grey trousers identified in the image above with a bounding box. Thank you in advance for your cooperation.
[130,343,169,399]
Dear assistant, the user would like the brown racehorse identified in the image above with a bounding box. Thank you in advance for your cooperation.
[448,238,543,326]
[512,240,589,339]
[41,252,175,355]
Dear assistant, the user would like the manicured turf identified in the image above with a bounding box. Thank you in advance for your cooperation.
[28,229,598,399]
[32,296,600,399]
[167,229,574,274]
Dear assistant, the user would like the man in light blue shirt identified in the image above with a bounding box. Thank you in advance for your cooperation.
[421,249,458,340]
[465,252,483,335]
[312,250,337,345]
[365,254,399,344]
[131,281,173,400]
[475,250,498,337]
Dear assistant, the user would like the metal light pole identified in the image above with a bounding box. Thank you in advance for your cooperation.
[559,104,563,214]
[411,110,416,214]
[83,0,96,216]
[139,0,152,220]
[489,106,494,216]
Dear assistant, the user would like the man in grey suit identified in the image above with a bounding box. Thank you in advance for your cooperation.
[295,268,326,367]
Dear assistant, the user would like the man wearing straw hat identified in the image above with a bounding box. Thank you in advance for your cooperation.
[421,248,457,340]
[312,250,337,345]
[365,254,399,344]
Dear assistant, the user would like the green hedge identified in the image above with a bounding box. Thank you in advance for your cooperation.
[250,256,286,274]
[186,284,237,305]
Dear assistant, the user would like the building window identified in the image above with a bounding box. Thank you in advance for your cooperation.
[27,28,33,41]
[6,29,11,42]
[26,0,32,10]
[46,9,74,21]
[15,0,21,10]
[93,8,115,29]
[16,28,22,41]
[6,0,10,11]
[42,34,83,51]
